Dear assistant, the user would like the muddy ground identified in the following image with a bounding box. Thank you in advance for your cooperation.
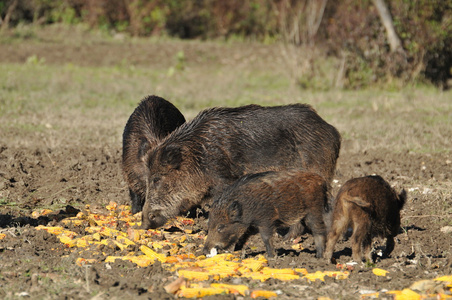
[0,26,451,299]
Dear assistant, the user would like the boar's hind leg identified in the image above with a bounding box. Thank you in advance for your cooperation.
[258,226,275,258]
[304,213,327,258]
[130,189,143,214]
[351,222,370,262]
[324,213,349,261]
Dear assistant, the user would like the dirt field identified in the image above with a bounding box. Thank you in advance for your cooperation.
[0,26,451,299]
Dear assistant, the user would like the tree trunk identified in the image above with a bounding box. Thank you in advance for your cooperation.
[1,0,19,32]
[372,0,405,54]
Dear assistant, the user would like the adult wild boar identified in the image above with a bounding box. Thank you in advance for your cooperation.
[324,175,406,262]
[142,103,341,229]
[122,95,185,214]
[203,170,330,258]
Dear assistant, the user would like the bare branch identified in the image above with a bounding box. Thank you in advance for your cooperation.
[372,0,405,54]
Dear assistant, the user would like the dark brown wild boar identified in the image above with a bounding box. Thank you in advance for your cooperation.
[203,170,329,258]
[122,95,185,214]
[324,175,406,262]
[142,104,341,229]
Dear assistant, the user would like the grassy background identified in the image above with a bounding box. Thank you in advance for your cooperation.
[0,25,451,154]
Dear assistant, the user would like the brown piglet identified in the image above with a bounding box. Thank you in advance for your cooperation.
[324,175,406,262]
[203,170,330,258]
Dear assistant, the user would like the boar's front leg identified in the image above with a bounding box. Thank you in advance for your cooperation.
[130,189,143,214]
[304,213,327,258]
[258,226,275,258]
[383,235,396,258]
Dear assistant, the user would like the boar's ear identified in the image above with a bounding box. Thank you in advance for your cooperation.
[160,144,182,170]
[228,201,242,221]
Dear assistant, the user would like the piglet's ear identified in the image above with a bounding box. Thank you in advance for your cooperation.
[228,201,242,221]
[160,144,182,170]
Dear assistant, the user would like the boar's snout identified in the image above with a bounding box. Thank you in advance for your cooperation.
[141,209,167,229]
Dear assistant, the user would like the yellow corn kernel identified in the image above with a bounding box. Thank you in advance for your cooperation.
[112,240,128,251]
[76,237,91,248]
[127,255,154,267]
[105,201,118,211]
[295,268,308,275]
[273,273,300,281]
[105,256,123,263]
[372,268,389,276]
[58,235,77,247]
[140,245,166,262]
[177,287,227,298]
[177,269,210,281]
[116,236,135,246]
[261,267,297,275]
[76,257,96,266]
[304,271,326,282]
[92,232,101,241]
[435,275,452,283]
[250,290,278,299]
[323,271,350,280]
[210,283,248,296]
[386,289,421,300]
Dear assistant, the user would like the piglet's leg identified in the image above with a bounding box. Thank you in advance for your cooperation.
[324,217,347,261]
[362,233,373,262]
[259,226,275,258]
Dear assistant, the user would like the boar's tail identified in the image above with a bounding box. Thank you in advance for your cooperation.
[398,189,407,209]
[344,194,371,208]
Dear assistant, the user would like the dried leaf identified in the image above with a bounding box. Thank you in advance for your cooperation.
[164,277,186,294]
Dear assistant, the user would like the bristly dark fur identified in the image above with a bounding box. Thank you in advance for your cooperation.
[122,95,185,214]
[142,103,341,229]
[204,170,329,258]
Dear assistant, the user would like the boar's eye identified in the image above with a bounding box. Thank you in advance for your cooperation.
[217,224,225,233]
[152,177,161,185]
